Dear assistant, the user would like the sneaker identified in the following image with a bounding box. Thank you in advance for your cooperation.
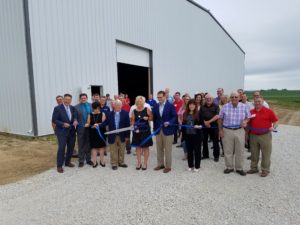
[188,168,193,172]
[194,168,199,172]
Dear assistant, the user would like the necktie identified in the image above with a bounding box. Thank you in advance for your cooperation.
[67,106,71,121]
[115,112,120,129]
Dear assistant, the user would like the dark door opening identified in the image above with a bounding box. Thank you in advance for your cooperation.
[91,85,103,96]
[117,63,151,106]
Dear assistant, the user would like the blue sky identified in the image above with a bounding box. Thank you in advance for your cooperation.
[195,0,300,90]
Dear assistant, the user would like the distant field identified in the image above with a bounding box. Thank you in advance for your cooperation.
[245,90,300,109]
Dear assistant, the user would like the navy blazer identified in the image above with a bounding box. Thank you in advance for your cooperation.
[52,104,77,134]
[106,110,130,144]
[153,101,177,136]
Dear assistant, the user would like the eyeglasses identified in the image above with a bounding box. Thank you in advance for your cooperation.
[231,96,239,99]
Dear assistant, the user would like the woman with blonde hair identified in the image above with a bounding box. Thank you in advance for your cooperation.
[131,96,153,170]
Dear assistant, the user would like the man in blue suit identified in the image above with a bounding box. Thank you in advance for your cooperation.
[52,93,78,173]
[153,90,177,173]
[106,100,130,170]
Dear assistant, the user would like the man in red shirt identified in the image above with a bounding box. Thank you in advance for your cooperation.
[119,94,130,112]
[247,97,279,177]
[173,92,183,144]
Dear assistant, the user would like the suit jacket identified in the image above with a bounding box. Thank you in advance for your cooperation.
[75,103,92,127]
[153,101,177,136]
[52,104,77,134]
[106,110,130,144]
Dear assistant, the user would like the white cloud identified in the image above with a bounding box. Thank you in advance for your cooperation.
[194,0,300,89]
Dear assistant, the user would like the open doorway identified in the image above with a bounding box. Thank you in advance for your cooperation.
[117,63,151,106]
[91,85,103,96]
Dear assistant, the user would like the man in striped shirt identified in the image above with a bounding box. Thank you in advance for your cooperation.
[218,91,251,176]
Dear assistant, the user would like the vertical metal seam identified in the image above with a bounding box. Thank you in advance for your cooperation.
[23,0,38,136]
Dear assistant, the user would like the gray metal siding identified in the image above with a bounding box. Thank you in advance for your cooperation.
[0,0,33,136]
[27,0,244,135]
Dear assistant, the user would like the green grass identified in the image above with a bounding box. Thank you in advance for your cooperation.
[245,90,300,110]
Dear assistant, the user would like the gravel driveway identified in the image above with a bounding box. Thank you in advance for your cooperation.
[0,125,299,225]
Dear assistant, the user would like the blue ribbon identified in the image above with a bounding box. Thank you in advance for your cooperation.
[96,125,107,144]
[132,125,162,148]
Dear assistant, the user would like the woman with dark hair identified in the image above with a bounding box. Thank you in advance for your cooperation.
[88,101,106,168]
[194,93,203,111]
[182,99,203,172]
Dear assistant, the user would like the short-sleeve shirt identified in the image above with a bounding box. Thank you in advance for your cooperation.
[219,102,251,127]
[173,99,183,113]
[249,107,278,134]
[200,103,219,127]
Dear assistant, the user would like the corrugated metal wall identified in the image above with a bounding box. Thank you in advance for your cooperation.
[27,0,244,136]
[0,0,33,136]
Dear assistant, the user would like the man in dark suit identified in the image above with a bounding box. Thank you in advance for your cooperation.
[52,93,78,173]
[106,100,130,170]
[152,90,177,173]
[75,93,93,167]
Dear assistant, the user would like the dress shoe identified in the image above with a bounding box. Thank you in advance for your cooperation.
[126,150,131,154]
[65,163,75,167]
[260,170,269,177]
[154,165,165,171]
[57,167,64,173]
[224,168,234,174]
[236,170,247,176]
[142,165,147,170]
[118,163,128,168]
[87,161,93,166]
[78,162,84,167]
[247,156,251,160]
[93,162,98,168]
[112,166,118,170]
[214,158,219,162]
[136,164,142,170]
[247,169,259,174]
[163,168,171,173]
[172,141,177,144]
[100,161,106,167]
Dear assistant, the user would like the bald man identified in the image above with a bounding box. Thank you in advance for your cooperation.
[200,94,220,161]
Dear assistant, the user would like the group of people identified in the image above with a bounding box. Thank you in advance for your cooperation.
[51,88,278,177]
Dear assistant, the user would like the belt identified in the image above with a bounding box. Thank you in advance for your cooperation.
[224,127,241,130]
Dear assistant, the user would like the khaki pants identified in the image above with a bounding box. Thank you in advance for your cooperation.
[250,132,272,172]
[109,136,126,166]
[156,131,173,168]
[223,128,245,170]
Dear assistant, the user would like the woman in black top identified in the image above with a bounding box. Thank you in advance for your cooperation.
[131,96,153,170]
[182,99,202,172]
[88,102,106,168]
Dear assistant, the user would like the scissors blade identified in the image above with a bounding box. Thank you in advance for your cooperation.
[104,126,133,135]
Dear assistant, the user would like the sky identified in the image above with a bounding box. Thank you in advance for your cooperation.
[194,0,300,90]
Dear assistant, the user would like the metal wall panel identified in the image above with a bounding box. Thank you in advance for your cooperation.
[0,0,33,136]
[27,0,245,135]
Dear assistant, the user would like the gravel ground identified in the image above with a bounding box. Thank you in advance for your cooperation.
[0,125,299,225]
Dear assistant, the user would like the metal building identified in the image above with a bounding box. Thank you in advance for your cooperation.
[0,0,245,136]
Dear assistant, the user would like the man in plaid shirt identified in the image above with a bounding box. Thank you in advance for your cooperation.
[218,91,251,176]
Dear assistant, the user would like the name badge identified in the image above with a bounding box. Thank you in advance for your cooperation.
[251,114,256,118]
